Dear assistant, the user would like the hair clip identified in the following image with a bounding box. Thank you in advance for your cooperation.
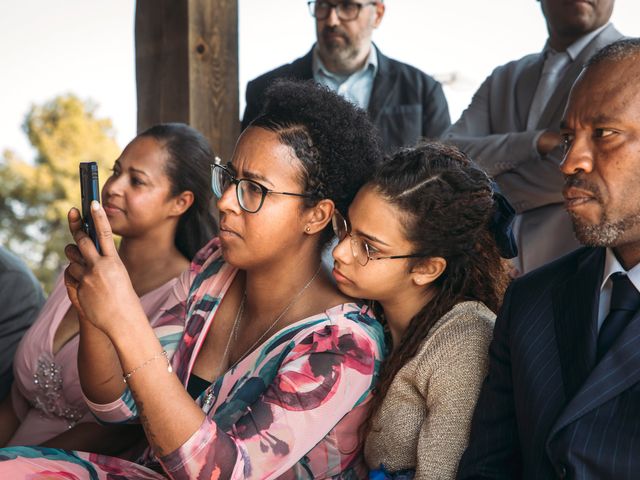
[489,182,518,259]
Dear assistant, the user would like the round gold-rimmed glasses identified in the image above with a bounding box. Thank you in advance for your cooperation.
[332,210,426,266]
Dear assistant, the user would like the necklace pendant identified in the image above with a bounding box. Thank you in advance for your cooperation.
[203,390,214,408]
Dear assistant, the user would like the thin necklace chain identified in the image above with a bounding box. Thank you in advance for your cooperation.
[228,264,323,372]
[219,291,246,367]
[205,264,323,409]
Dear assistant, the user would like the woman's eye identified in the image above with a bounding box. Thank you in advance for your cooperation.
[246,182,263,196]
[131,177,144,186]
[366,243,380,255]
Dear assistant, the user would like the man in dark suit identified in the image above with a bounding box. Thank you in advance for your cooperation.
[0,247,44,400]
[242,1,450,153]
[444,0,621,275]
[458,38,640,480]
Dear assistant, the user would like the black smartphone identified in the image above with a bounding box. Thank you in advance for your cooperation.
[79,162,101,253]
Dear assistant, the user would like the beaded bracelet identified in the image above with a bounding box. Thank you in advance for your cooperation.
[123,350,172,384]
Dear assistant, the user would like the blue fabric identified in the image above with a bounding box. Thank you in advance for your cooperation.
[312,44,378,110]
[369,465,415,480]
[489,181,518,259]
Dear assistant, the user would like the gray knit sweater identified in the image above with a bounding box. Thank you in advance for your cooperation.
[364,301,495,480]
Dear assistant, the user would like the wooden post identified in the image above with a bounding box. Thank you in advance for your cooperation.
[135,0,239,162]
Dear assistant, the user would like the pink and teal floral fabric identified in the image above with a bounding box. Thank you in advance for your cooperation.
[0,238,385,479]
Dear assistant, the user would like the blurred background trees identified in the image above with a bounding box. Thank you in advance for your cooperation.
[0,94,118,293]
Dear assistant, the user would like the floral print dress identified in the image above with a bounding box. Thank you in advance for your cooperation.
[0,238,385,479]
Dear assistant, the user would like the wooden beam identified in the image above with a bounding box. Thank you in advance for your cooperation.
[135,0,239,162]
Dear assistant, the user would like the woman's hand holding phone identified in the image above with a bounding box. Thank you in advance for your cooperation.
[64,202,143,337]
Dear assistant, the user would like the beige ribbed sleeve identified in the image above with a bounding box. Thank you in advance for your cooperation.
[364,301,495,480]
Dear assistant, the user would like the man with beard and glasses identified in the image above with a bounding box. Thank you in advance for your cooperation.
[457,38,640,480]
[242,0,450,154]
[443,0,622,276]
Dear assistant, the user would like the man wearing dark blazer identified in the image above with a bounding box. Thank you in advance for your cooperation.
[0,247,44,401]
[242,1,450,154]
[458,38,640,480]
[444,0,621,275]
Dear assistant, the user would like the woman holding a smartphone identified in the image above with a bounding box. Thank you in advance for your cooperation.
[0,123,216,455]
[0,80,386,479]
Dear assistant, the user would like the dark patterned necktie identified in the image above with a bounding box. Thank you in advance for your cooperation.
[597,273,640,360]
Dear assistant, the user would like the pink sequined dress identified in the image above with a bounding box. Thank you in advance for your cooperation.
[8,273,187,446]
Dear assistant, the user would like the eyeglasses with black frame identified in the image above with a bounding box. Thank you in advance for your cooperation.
[332,210,426,266]
[307,1,378,21]
[211,164,316,214]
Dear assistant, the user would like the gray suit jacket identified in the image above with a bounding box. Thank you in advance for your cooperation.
[443,24,623,274]
[0,247,44,400]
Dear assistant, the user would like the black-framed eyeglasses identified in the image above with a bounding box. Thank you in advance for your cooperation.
[307,1,378,21]
[332,211,426,266]
[211,164,316,214]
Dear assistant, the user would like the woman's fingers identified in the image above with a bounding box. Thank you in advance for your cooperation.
[68,207,99,263]
[63,266,79,290]
[90,201,118,257]
[66,261,86,283]
[67,202,116,263]
[64,266,85,318]
[64,244,84,265]
[68,207,84,237]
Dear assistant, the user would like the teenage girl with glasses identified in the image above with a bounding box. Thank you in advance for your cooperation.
[332,142,515,479]
[0,80,385,479]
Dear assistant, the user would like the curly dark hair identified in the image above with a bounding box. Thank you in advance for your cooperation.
[364,141,510,435]
[138,123,218,260]
[250,79,383,246]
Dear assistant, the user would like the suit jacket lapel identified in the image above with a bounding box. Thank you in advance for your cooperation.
[294,48,314,80]
[535,57,581,129]
[368,46,397,125]
[516,55,544,130]
[552,248,603,400]
[549,250,640,440]
[536,24,624,129]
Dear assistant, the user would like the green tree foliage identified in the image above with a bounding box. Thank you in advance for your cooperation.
[0,94,119,293]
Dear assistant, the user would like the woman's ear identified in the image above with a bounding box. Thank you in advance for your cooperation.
[303,199,335,235]
[169,191,194,217]
[411,257,446,287]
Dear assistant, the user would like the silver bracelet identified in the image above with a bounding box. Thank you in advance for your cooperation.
[122,350,172,384]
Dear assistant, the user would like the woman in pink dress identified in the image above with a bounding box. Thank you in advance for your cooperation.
[0,80,386,479]
[0,123,216,455]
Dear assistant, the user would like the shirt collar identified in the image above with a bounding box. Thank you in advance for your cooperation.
[601,247,640,293]
[542,22,610,61]
[312,43,378,80]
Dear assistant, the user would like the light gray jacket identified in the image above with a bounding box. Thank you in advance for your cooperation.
[443,24,624,273]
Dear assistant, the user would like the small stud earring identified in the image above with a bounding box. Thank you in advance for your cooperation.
[305,226,311,233]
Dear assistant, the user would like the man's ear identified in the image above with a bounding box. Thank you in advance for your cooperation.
[169,191,194,217]
[303,199,335,235]
[411,257,446,287]
[373,2,386,28]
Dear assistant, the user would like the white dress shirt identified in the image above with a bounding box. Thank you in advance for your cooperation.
[597,248,640,331]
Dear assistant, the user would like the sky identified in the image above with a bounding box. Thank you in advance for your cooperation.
[2,0,640,162]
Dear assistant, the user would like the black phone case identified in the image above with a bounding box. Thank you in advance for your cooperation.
[79,162,101,253]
